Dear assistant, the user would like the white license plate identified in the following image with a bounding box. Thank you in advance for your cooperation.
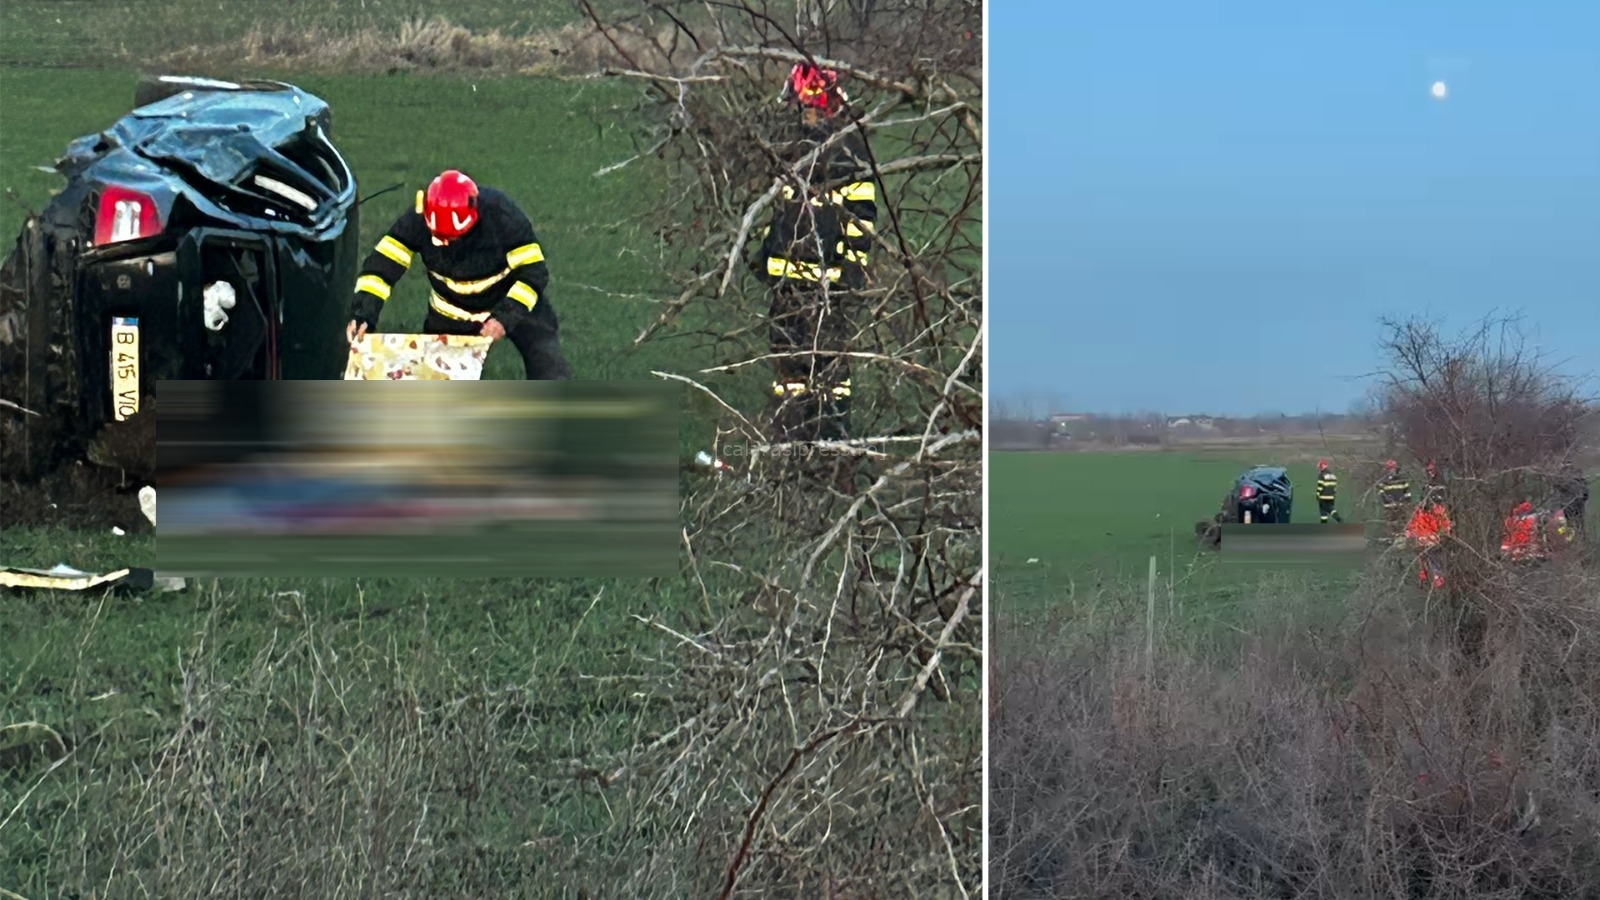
[110,316,140,421]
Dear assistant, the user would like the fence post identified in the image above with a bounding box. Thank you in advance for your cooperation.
[1146,555,1157,678]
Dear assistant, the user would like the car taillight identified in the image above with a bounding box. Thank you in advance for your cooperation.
[94,185,162,245]
[1240,486,1256,499]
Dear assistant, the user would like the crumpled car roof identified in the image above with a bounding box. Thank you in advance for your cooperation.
[1239,465,1290,484]
[53,78,351,236]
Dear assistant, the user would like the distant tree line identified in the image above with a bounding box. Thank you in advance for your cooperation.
[989,407,1386,451]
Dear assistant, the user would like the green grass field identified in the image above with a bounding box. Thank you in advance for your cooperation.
[0,67,671,380]
[991,448,1373,620]
[0,3,835,892]
[0,0,613,68]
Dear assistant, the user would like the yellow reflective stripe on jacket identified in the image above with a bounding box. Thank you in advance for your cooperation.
[415,190,425,213]
[840,181,875,202]
[432,268,509,295]
[780,183,874,206]
[836,245,869,265]
[429,292,491,322]
[830,380,851,398]
[376,235,413,267]
[768,257,842,283]
[506,281,539,310]
[505,242,544,268]
[844,220,874,238]
[772,381,809,397]
[355,274,392,301]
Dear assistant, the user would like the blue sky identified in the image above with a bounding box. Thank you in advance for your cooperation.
[990,0,1600,416]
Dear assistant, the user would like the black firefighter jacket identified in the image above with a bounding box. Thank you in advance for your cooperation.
[350,187,553,333]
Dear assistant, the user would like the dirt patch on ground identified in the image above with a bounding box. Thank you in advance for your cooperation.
[1,464,151,534]
[146,17,694,78]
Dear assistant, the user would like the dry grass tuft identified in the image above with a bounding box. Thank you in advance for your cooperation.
[992,563,1600,900]
[145,16,690,77]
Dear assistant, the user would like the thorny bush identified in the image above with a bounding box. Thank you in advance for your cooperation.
[579,0,982,896]
[1372,314,1593,651]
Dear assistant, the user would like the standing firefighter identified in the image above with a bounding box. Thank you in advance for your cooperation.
[1555,461,1589,538]
[1408,500,1452,590]
[347,170,572,380]
[1315,458,1341,523]
[756,62,878,442]
[1377,459,1413,532]
[1422,460,1446,505]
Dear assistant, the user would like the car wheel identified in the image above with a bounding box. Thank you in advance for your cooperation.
[0,219,80,480]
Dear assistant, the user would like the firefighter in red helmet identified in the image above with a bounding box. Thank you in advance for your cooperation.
[754,62,878,442]
[1422,459,1446,504]
[1315,458,1341,523]
[1502,500,1540,562]
[1377,458,1413,534]
[1407,499,1451,589]
[347,169,572,379]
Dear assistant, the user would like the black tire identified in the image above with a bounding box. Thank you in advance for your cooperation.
[0,218,82,480]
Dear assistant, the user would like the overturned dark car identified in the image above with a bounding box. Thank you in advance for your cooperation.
[0,76,360,481]
[1226,465,1294,524]
[1197,464,1296,546]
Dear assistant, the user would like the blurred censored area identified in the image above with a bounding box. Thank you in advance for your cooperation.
[1218,523,1368,567]
[154,379,678,577]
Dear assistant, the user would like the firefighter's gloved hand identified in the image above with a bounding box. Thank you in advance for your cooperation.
[490,297,531,333]
[348,295,382,338]
[203,281,237,332]
[480,318,506,340]
[346,320,368,343]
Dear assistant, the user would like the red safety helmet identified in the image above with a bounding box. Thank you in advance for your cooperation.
[1318,458,1330,471]
[1385,459,1398,472]
[783,62,845,115]
[423,170,480,240]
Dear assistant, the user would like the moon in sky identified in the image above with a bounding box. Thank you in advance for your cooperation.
[1431,80,1448,100]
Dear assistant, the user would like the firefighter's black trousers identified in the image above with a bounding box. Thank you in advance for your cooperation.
[422,308,572,380]
[767,279,851,442]
[1568,496,1588,536]
[1318,499,1339,524]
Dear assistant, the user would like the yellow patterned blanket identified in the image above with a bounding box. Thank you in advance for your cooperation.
[343,333,494,380]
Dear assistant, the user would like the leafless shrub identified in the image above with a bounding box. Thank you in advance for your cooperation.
[992,566,1600,900]
[1372,313,1593,650]
[568,0,981,894]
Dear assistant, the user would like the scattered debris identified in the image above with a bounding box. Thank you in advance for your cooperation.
[693,450,734,476]
[1,564,132,591]
[111,526,126,536]
[0,563,183,593]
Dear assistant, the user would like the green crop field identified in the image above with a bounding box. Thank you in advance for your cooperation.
[991,448,1373,621]
[0,2,845,893]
